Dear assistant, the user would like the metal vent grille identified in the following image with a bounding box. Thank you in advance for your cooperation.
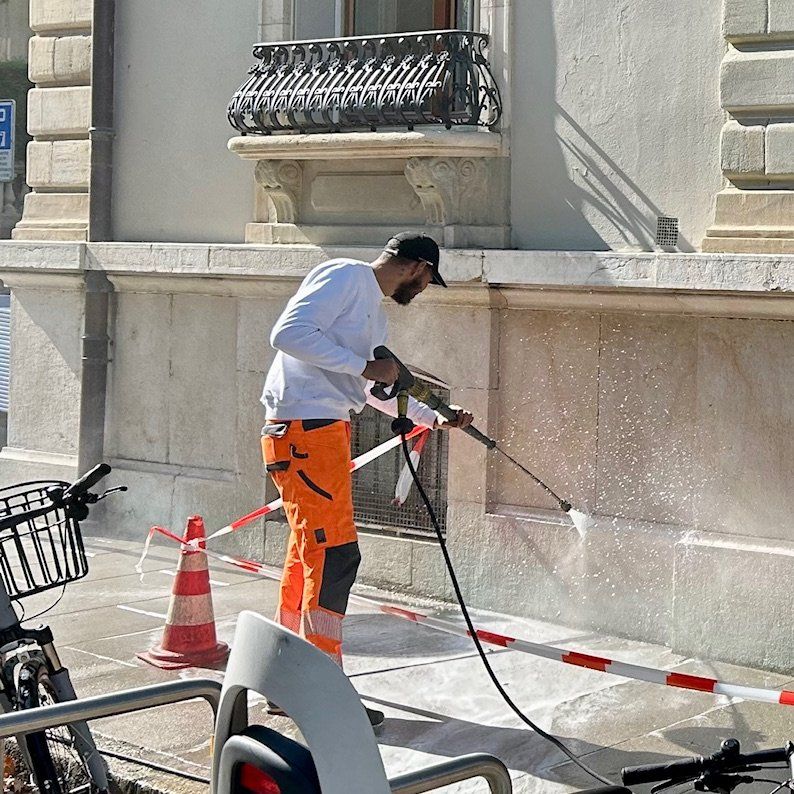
[351,382,449,538]
[655,216,679,248]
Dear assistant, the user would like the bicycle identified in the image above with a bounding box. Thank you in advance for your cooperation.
[0,463,125,794]
[621,738,794,794]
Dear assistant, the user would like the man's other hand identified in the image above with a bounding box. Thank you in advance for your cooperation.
[363,357,400,385]
[436,406,474,430]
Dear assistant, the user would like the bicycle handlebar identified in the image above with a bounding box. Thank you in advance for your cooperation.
[0,464,116,532]
[61,463,111,502]
[622,757,707,786]
[622,744,791,786]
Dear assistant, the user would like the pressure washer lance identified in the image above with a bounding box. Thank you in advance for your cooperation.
[371,346,613,786]
[371,346,595,531]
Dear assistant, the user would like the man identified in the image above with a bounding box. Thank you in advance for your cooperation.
[260,232,473,727]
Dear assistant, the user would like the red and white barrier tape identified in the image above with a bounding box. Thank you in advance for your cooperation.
[138,528,794,709]
[393,431,429,506]
[135,426,429,572]
[374,604,794,707]
[206,425,428,542]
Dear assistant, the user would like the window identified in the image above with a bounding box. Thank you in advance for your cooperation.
[345,0,454,35]
[292,0,475,41]
[351,378,449,538]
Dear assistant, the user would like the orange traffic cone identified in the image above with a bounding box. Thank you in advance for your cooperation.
[138,515,229,670]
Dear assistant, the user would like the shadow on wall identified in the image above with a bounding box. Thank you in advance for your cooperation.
[511,0,694,252]
[555,106,694,253]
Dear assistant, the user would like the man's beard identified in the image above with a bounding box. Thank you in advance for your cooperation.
[391,276,424,305]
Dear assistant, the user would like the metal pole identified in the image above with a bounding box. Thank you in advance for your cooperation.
[0,679,222,738]
[389,753,512,794]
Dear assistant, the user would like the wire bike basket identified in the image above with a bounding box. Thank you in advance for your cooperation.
[0,481,89,600]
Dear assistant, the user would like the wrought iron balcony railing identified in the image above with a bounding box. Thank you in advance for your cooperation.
[227,30,502,135]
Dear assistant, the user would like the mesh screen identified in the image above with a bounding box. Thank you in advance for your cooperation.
[655,216,679,247]
[351,384,449,537]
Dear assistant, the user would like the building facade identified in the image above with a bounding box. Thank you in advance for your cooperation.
[0,0,793,671]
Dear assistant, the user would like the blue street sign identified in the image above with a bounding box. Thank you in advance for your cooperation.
[0,100,15,182]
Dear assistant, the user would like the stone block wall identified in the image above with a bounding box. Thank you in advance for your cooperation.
[12,0,92,241]
[460,303,794,670]
[703,0,794,252]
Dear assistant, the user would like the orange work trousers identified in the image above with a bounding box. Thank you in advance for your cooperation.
[261,419,361,665]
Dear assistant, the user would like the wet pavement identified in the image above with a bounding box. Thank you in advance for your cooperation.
[19,536,794,794]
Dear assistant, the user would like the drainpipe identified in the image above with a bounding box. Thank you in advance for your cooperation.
[78,0,115,475]
[88,0,115,243]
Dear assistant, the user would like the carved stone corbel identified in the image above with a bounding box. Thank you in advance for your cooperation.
[404,157,487,226]
[404,158,446,224]
[254,160,304,223]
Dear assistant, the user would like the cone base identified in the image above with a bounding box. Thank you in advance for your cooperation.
[137,641,230,670]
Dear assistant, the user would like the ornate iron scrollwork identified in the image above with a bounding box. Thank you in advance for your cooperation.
[228,30,502,135]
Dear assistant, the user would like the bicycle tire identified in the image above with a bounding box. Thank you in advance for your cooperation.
[18,659,94,794]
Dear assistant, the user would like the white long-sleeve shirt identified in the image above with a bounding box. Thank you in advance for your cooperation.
[261,258,438,427]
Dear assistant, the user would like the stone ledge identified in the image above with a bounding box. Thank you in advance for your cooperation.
[0,240,84,271]
[0,446,78,467]
[483,249,794,293]
[87,242,484,284]
[228,129,505,160]
[4,242,794,316]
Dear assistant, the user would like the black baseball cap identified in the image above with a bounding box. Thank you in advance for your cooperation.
[384,232,447,287]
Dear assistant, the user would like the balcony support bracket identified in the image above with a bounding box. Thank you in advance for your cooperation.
[232,130,509,248]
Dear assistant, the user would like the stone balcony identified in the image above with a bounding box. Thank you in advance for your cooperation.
[226,30,508,248]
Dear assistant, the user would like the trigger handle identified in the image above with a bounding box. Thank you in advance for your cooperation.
[370,345,400,400]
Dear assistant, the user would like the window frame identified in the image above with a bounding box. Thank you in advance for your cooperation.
[343,0,455,36]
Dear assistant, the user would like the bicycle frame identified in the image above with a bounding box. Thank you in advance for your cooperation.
[0,574,109,791]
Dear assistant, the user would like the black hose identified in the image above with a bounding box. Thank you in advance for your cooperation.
[400,434,615,787]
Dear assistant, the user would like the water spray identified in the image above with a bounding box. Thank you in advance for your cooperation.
[371,346,594,538]
[371,346,614,787]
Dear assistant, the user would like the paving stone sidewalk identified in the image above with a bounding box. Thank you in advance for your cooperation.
[17,536,793,794]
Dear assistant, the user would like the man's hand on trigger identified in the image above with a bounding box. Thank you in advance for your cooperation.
[435,406,474,430]
[362,357,400,385]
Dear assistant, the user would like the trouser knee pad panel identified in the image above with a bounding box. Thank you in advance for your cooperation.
[319,542,361,615]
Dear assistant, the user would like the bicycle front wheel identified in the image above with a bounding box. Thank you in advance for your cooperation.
[18,659,91,794]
